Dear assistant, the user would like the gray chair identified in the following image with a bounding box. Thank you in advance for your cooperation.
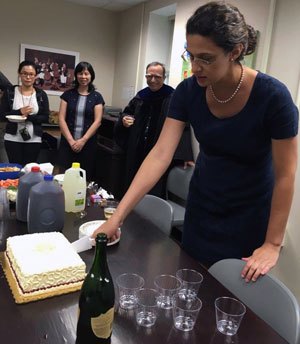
[134,194,173,236]
[166,165,194,227]
[209,258,300,344]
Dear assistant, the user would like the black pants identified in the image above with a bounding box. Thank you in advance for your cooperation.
[4,140,41,166]
[57,136,97,181]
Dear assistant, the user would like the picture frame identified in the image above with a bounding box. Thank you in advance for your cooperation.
[20,44,80,95]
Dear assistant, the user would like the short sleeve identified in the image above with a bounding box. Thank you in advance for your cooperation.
[94,91,105,106]
[167,80,189,122]
[60,90,70,102]
[265,81,298,139]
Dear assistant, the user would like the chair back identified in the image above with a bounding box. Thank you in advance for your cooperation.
[209,258,300,344]
[134,194,173,235]
[166,166,194,201]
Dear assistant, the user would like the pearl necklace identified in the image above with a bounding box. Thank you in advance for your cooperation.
[209,63,244,104]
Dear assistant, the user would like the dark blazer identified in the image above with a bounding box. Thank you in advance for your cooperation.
[114,84,193,197]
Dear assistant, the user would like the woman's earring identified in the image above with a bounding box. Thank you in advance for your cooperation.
[230,58,234,62]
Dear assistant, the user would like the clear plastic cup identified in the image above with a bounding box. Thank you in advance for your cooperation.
[104,200,119,219]
[172,293,202,331]
[176,268,203,301]
[215,297,246,336]
[154,274,182,309]
[135,288,159,327]
[116,273,145,309]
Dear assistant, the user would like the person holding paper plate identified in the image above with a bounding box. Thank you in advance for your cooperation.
[0,60,49,166]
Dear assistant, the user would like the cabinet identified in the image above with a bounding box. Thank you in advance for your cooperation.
[95,108,125,199]
[38,125,60,164]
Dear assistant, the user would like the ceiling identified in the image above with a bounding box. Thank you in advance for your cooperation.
[65,0,149,12]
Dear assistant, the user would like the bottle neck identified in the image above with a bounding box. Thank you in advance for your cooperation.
[91,240,108,274]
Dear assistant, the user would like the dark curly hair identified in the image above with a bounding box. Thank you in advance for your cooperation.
[186,1,257,61]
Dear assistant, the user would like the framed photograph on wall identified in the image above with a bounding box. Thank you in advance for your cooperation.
[20,44,80,95]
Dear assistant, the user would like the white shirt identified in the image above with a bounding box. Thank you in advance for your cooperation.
[4,87,42,143]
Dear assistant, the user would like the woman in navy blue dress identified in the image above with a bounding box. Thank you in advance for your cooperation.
[94,2,298,282]
[58,61,104,180]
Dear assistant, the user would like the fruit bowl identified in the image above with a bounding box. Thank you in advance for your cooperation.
[0,163,22,180]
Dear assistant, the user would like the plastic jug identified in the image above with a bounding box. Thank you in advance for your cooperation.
[63,162,86,213]
[27,175,65,233]
[0,187,10,221]
[16,166,43,222]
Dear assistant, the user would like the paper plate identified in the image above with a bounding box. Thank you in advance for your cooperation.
[54,174,64,187]
[79,220,121,246]
[6,115,26,123]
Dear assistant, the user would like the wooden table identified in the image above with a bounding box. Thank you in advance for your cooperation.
[0,206,287,344]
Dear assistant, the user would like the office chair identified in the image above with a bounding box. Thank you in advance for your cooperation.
[166,165,194,227]
[134,194,173,236]
[209,258,300,344]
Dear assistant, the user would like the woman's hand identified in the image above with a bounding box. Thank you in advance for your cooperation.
[122,115,135,128]
[20,106,33,117]
[183,161,195,169]
[71,138,87,152]
[241,242,281,282]
[92,216,121,242]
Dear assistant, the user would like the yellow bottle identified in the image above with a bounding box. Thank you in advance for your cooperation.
[63,162,86,213]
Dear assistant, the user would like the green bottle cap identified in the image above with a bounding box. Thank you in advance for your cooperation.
[96,233,108,242]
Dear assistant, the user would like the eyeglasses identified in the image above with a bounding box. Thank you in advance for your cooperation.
[20,72,36,78]
[145,74,163,80]
[181,50,216,66]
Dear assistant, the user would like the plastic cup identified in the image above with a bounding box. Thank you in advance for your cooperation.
[124,114,135,126]
[116,273,144,309]
[104,200,119,219]
[215,297,246,336]
[135,288,159,327]
[176,269,203,301]
[154,274,182,309]
[172,294,202,331]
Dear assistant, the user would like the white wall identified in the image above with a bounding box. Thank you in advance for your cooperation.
[0,0,118,110]
[266,0,300,300]
[143,13,174,88]
[111,4,145,109]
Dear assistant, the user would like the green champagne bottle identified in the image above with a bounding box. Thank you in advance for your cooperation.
[76,233,115,343]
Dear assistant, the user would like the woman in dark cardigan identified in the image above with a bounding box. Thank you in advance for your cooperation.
[0,61,49,165]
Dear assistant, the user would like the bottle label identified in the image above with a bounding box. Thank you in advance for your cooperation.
[75,198,84,207]
[91,307,114,339]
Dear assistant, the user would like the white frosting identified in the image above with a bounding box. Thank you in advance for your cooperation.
[6,232,86,293]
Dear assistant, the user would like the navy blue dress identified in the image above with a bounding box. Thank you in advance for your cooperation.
[168,72,298,265]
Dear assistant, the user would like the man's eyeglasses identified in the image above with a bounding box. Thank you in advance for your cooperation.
[181,50,216,66]
[20,72,36,78]
[145,74,163,80]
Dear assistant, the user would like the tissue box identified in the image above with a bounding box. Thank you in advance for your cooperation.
[90,194,102,203]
